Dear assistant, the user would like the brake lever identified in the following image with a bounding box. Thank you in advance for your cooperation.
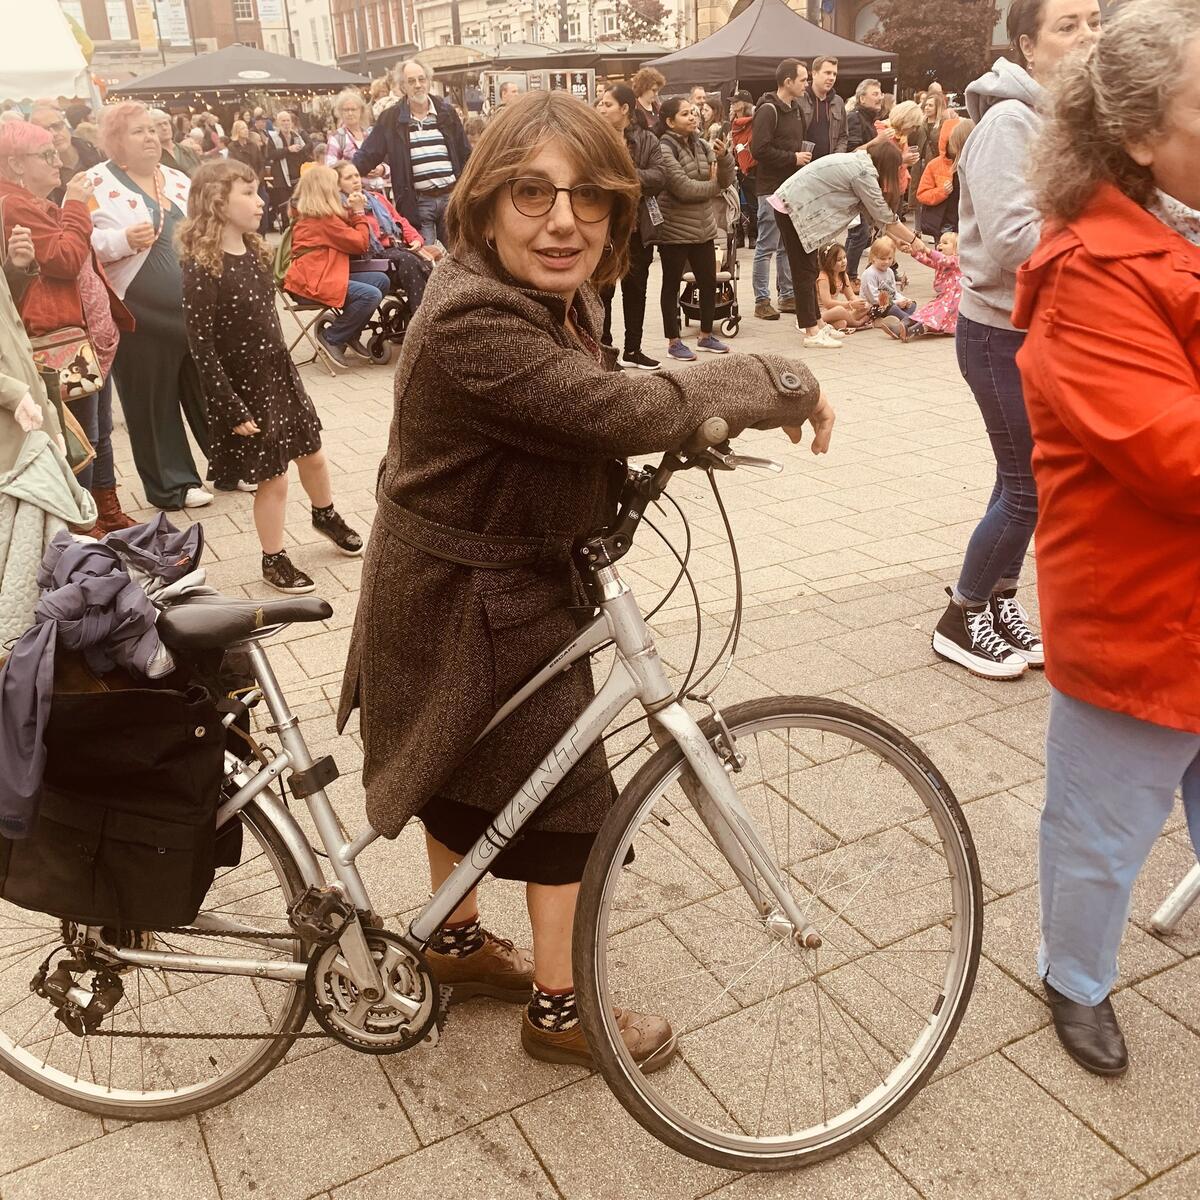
[702,445,784,474]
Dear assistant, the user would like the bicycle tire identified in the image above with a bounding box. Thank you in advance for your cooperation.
[0,801,311,1121]
[574,696,982,1172]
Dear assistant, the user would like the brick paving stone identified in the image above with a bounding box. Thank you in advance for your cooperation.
[0,1067,103,1175]
[702,1144,920,1198]
[0,1119,220,1199]
[958,792,1042,896]
[1004,990,1200,1175]
[1123,1153,1200,1198]
[199,1045,418,1199]
[1135,957,1200,1036]
[873,1055,1144,1200]
[329,1115,558,1199]
[915,723,1043,803]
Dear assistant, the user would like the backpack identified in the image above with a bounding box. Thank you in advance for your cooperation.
[730,115,756,174]
[272,223,293,289]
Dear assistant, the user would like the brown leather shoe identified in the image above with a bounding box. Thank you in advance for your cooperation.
[426,931,534,1005]
[778,296,797,313]
[754,298,780,320]
[521,1007,677,1073]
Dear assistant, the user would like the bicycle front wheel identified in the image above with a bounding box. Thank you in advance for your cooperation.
[575,697,982,1171]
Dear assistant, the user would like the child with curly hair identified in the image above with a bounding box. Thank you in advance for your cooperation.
[179,159,362,594]
[816,243,871,332]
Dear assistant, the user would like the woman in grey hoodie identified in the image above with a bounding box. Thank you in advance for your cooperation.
[931,0,1102,680]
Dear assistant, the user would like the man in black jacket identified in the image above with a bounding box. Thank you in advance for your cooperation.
[845,78,884,281]
[798,57,848,159]
[749,59,809,321]
[355,58,471,247]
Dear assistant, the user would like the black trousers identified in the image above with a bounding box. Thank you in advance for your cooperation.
[774,211,821,330]
[600,231,654,353]
[659,241,717,339]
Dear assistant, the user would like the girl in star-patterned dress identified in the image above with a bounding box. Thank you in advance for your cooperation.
[180,160,363,594]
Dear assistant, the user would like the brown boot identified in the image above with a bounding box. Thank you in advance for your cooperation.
[92,486,138,533]
[778,296,797,313]
[754,298,780,320]
[426,931,534,1005]
[521,1006,677,1073]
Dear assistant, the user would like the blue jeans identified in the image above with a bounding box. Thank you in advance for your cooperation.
[67,376,116,492]
[325,272,390,346]
[846,219,872,278]
[415,193,450,247]
[1040,687,1200,1006]
[751,196,792,303]
[953,314,1038,605]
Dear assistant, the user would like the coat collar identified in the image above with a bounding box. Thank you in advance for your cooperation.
[1067,182,1200,271]
[452,246,601,339]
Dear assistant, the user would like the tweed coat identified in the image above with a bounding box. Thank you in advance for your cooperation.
[338,247,820,845]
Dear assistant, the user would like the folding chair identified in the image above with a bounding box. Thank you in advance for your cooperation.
[277,285,339,377]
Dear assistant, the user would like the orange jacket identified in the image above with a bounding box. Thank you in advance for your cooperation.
[283,212,370,307]
[1013,183,1200,734]
[917,155,954,206]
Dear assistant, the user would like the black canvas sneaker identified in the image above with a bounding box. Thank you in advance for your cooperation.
[991,588,1045,667]
[932,588,1027,679]
[621,349,662,371]
[262,551,315,595]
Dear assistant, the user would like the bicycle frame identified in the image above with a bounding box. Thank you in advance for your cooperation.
[108,561,814,996]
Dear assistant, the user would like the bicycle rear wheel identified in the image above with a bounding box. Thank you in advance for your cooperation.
[575,696,982,1171]
[0,802,310,1120]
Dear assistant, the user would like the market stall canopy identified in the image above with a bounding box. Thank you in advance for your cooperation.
[649,0,895,90]
[489,40,670,71]
[0,0,92,103]
[110,44,368,101]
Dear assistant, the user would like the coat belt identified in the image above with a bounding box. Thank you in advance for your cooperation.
[374,486,574,572]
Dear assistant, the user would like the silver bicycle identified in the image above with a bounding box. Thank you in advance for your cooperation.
[0,421,982,1171]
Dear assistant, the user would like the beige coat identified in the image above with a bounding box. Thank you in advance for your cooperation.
[338,247,819,842]
[0,264,61,477]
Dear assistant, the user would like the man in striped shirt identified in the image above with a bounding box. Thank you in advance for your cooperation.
[355,59,471,248]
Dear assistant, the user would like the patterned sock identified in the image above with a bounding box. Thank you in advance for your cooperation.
[312,502,335,522]
[430,915,485,957]
[527,983,579,1032]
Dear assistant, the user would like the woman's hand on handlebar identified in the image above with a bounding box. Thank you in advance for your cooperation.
[783,392,835,455]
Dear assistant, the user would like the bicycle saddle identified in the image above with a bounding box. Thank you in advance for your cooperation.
[156,593,333,650]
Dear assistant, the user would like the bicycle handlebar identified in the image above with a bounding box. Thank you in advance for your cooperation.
[682,417,729,454]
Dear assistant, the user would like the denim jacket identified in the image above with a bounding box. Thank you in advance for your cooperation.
[774,152,896,252]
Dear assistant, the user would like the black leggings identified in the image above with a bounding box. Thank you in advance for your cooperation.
[773,211,821,330]
[659,241,716,339]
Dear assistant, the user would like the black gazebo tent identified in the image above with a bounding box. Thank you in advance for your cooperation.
[111,44,368,104]
[649,0,896,92]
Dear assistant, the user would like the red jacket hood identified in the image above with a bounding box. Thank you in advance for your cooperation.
[1015,182,1200,327]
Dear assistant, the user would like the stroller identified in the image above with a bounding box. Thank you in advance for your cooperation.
[678,183,743,340]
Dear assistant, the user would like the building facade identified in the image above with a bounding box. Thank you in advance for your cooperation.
[259,0,338,64]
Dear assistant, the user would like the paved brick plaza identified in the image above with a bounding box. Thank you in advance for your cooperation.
[2,250,1196,1199]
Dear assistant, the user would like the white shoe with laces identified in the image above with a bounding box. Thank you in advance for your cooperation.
[804,326,843,349]
[183,487,213,509]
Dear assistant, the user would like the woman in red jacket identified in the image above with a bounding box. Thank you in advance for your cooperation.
[1015,0,1200,1079]
[0,120,135,530]
[282,165,389,365]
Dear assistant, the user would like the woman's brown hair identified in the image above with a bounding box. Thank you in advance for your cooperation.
[1033,0,1200,221]
[445,90,639,288]
[632,66,665,97]
[178,158,272,277]
[865,139,904,213]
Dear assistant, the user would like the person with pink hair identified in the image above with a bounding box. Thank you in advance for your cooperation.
[88,101,215,510]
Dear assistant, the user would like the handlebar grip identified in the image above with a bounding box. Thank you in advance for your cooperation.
[683,417,729,453]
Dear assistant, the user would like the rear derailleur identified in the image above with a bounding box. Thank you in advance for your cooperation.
[30,952,124,1038]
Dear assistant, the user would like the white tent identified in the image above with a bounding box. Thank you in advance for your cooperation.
[0,0,92,103]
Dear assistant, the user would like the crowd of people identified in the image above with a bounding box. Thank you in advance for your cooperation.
[0,0,1196,1084]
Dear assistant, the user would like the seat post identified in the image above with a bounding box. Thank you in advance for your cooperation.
[245,641,314,773]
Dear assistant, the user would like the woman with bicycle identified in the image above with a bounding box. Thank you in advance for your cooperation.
[338,89,834,1072]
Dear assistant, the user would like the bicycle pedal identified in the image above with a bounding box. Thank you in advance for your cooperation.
[288,885,354,944]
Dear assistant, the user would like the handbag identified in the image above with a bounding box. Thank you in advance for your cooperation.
[39,367,95,478]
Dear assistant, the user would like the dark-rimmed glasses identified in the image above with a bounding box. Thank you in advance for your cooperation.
[22,149,61,165]
[506,177,614,223]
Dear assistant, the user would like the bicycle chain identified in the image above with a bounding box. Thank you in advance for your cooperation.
[83,925,327,1042]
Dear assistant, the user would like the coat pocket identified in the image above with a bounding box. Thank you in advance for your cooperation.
[481,580,576,711]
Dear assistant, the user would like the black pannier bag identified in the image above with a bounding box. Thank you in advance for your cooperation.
[0,683,226,929]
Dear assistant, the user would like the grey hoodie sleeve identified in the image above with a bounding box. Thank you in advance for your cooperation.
[962,105,1043,273]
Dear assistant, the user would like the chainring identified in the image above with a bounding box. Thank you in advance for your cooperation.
[305,929,444,1055]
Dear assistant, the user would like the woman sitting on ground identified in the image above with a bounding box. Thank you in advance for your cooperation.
[332,161,437,310]
[1014,0,1200,1080]
[337,89,834,1073]
[282,164,390,365]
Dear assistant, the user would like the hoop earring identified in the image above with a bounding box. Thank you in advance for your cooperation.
[604,240,614,254]
[485,236,497,252]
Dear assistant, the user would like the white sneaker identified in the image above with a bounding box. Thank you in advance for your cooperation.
[824,325,848,339]
[235,480,257,493]
[183,487,213,508]
[804,326,842,349]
